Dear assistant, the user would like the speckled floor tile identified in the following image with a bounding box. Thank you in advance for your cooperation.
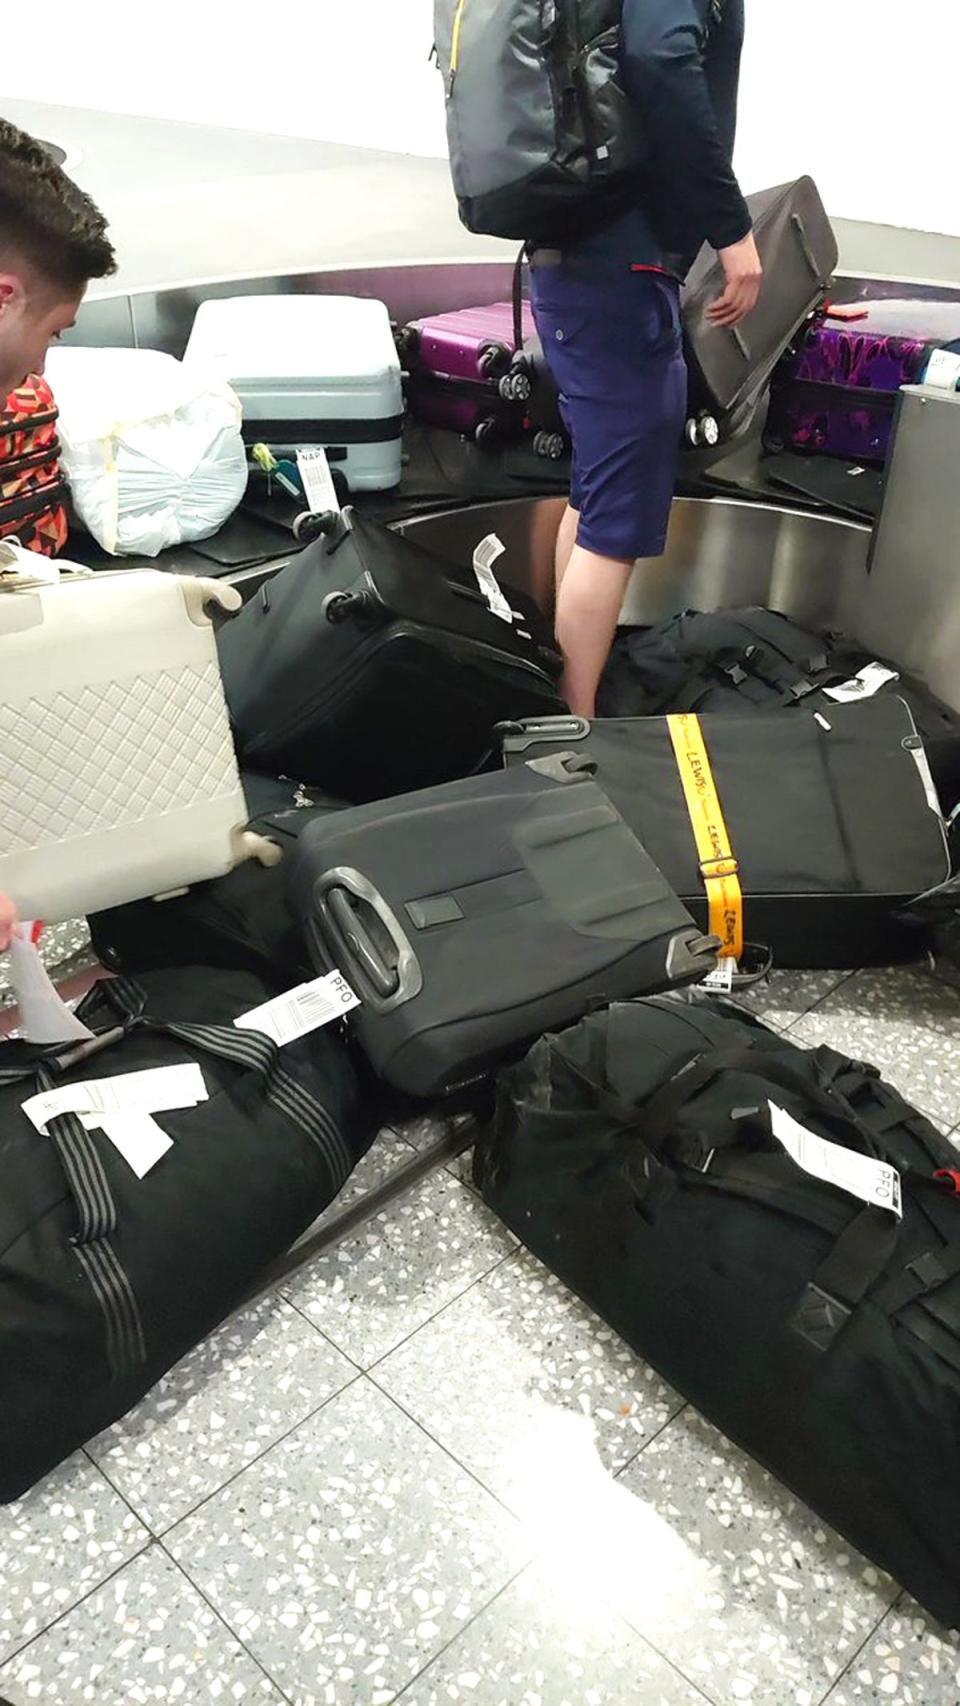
[375,1250,682,1517]
[730,969,853,1032]
[0,1454,149,1665]
[0,920,94,1009]
[0,1543,284,1704]
[387,1113,455,1154]
[605,1410,897,1706]
[87,1295,357,1534]
[789,1009,960,1127]
[398,1561,710,1706]
[823,1597,960,1705]
[286,1169,516,1369]
[166,1378,528,1706]
[806,965,960,1042]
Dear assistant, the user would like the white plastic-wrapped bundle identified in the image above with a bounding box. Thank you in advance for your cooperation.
[44,347,247,557]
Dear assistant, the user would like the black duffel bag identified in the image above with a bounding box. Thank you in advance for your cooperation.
[89,774,349,989]
[600,607,960,815]
[477,993,960,1626]
[0,966,374,1501]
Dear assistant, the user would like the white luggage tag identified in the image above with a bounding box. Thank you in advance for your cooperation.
[769,1101,902,1218]
[823,662,899,704]
[296,446,342,515]
[234,971,360,1047]
[22,1061,208,1135]
[472,533,514,624]
[7,924,95,1044]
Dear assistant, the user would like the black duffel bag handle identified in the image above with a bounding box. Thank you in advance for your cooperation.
[572,1033,904,1353]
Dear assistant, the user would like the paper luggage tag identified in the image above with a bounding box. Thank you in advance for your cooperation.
[769,1101,902,1218]
[234,971,360,1047]
[472,533,514,624]
[96,1111,173,1179]
[296,446,341,515]
[701,958,735,993]
[823,662,899,704]
[22,1062,208,1135]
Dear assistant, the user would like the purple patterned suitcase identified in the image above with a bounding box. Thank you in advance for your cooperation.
[765,299,960,464]
[399,301,535,444]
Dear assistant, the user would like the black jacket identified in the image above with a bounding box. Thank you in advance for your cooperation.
[574,0,751,268]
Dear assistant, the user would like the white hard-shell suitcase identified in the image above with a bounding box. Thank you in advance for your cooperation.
[184,295,403,493]
[0,547,277,922]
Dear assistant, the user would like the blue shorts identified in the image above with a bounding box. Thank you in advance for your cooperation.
[529,266,687,561]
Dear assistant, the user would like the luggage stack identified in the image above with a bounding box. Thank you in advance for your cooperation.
[5,278,960,1634]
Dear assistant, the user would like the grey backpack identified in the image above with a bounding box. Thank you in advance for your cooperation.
[433,0,649,244]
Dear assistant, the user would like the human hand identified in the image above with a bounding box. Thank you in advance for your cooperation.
[708,231,763,328]
[0,892,18,951]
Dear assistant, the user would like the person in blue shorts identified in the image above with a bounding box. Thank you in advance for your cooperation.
[529,0,762,717]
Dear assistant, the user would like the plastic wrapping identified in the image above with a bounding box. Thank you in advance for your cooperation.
[44,347,247,557]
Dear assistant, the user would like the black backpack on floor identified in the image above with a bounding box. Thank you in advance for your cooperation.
[0,966,374,1501]
[600,608,960,813]
[477,993,960,1627]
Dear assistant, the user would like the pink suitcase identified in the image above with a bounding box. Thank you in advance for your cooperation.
[399,301,537,446]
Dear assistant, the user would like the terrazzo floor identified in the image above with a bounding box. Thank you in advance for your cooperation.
[1,931,958,1706]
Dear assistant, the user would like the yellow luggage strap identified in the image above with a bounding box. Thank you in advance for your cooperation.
[666,713,743,960]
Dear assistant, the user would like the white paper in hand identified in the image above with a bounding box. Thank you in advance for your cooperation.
[8,926,95,1044]
[769,1101,903,1218]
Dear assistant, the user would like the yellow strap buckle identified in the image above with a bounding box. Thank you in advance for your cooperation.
[666,713,744,961]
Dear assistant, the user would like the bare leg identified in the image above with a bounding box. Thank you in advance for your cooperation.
[555,542,633,719]
[554,503,580,601]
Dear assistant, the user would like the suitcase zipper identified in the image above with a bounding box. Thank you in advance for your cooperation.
[0,480,66,522]
[246,623,556,755]
[0,407,58,435]
[0,441,62,480]
[448,0,467,88]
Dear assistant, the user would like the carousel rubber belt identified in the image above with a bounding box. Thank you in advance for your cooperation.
[666,713,744,959]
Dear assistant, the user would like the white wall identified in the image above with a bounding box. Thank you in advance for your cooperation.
[3,0,958,235]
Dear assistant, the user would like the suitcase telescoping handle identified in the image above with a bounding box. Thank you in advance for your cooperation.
[315,867,423,1013]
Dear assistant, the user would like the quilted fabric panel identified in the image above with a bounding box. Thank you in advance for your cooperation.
[0,662,240,852]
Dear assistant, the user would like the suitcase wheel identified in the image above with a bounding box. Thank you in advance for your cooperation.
[395,324,420,363]
[478,341,511,381]
[474,417,501,448]
[685,412,720,449]
[533,430,566,461]
[498,368,532,404]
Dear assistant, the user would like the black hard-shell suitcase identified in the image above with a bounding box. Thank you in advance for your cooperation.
[290,758,717,1098]
[682,178,838,445]
[0,966,372,1500]
[500,699,950,968]
[89,774,349,989]
[600,606,960,815]
[217,509,564,801]
[476,994,960,1629]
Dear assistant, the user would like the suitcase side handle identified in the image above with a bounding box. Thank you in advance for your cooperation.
[315,866,423,1014]
[791,212,828,285]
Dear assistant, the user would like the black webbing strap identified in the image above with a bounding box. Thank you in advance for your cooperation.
[512,246,527,353]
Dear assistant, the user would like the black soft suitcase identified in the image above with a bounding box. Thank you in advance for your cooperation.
[682,178,838,445]
[89,775,349,988]
[217,509,564,801]
[500,699,950,968]
[0,966,373,1500]
[476,995,960,1628]
[290,758,717,1098]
